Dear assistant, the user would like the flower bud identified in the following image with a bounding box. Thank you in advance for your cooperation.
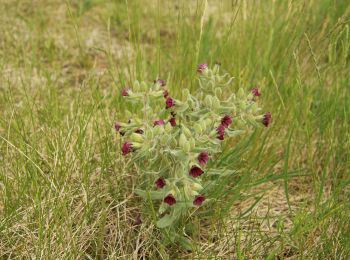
[163,89,169,98]
[217,124,226,140]
[169,117,177,127]
[114,122,121,132]
[198,151,209,166]
[122,88,130,96]
[251,87,261,97]
[122,142,133,156]
[221,115,232,128]
[193,195,206,206]
[165,97,175,109]
[154,79,166,87]
[163,194,176,206]
[197,63,208,74]
[262,112,272,127]
[153,119,165,127]
[155,177,166,189]
[189,166,204,178]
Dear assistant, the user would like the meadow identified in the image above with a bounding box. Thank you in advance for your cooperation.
[0,0,350,259]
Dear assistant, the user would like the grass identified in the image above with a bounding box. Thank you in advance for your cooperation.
[0,0,350,258]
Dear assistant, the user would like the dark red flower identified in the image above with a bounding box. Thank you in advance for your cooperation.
[155,177,166,189]
[189,166,204,178]
[114,122,121,132]
[198,151,209,166]
[122,142,133,156]
[252,87,261,97]
[221,115,232,128]
[164,194,176,206]
[135,129,144,134]
[165,97,175,109]
[121,88,130,96]
[153,119,165,126]
[154,79,166,87]
[216,124,226,140]
[169,117,177,127]
[163,89,169,98]
[262,112,272,127]
[197,63,208,73]
[193,195,206,206]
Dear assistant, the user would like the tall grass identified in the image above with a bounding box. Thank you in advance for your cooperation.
[0,0,349,258]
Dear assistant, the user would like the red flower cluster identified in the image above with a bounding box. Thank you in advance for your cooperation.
[154,79,166,87]
[163,89,169,98]
[198,151,209,166]
[221,115,232,128]
[197,63,208,73]
[216,124,225,140]
[155,177,166,189]
[121,88,129,96]
[217,115,232,140]
[153,119,165,126]
[193,195,206,206]
[189,166,204,178]
[165,97,175,109]
[114,122,121,132]
[262,112,271,127]
[251,87,261,97]
[169,117,176,127]
[122,142,133,156]
[164,194,176,206]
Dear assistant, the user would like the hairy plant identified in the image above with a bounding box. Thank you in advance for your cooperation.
[115,64,271,248]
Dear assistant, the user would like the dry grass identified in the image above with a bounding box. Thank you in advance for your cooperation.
[1,0,350,259]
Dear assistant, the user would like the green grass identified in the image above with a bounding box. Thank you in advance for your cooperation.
[0,0,350,258]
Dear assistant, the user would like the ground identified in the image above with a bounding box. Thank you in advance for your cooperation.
[0,0,350,259]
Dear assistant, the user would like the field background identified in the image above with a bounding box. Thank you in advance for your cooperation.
[0,0,350,259]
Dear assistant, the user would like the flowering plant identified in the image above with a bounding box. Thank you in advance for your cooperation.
[115,64,271,248]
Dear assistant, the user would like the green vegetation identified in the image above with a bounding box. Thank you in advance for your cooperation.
[0,0,349,258]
